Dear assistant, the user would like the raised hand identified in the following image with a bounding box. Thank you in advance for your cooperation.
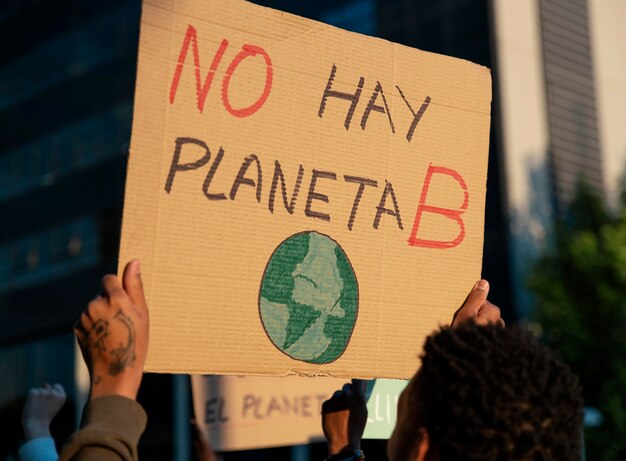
[74,260,149,400]
[22,383,67,440]
[321,379,368,457]
[451,279,504,328]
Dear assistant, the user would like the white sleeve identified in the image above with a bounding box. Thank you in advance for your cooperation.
[19,437,59,461]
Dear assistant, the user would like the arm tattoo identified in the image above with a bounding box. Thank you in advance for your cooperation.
[108,309,137,376]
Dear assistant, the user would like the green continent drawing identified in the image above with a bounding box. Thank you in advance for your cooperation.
[259,231,358,364]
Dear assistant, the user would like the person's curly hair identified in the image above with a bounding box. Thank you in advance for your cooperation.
[412,322,583,461]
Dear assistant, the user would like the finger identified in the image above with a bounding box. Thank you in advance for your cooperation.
[74,330,86,348]
[27,388,40,400]
[52,383,66,395]
[50,384,67,407]
[476,302,501,325]
[74,318,87,340]
[102,274,124,300]
[323,387,348,413]
[460,280,490,317]
[80,311,93,330]
[322,398,335,414]
[123,259,147,311]
[342,382,352,396]
[29,388,41,396]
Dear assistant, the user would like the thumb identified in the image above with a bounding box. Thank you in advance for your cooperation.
[461,280,490,316]
[123,259,146,309]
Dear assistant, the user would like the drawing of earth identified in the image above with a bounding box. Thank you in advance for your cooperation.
[259,231,358,364]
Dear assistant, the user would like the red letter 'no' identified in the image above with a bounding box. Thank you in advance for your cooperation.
[168,24,273,117]
[169,25,229,113]
[407,164,469,249]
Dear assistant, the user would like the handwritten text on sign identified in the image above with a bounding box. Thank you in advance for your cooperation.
[166,25,470,250]
[191,375,409,451]
[120,0,491,378]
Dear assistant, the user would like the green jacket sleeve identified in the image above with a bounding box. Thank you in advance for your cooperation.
[60,395,147,461]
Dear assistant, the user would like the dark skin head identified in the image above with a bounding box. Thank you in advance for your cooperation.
[325,281,582,461]
[387,323,584,461]
[387,371,441,461]
[387,374,422,461]
[387,279,501,461]
[324,280,504,461]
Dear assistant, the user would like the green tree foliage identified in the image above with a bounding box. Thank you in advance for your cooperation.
[528,182,626,460]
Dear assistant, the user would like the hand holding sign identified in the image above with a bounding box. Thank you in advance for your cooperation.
[74,260,149,400]
[451,279,504,328]
[321,283,504,457]
[322,379,368,457]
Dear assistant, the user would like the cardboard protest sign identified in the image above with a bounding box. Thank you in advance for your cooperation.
[191,375,343,450]
[191,375,409,450]
[119,0,491,378]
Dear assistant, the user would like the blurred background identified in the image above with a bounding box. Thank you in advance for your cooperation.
[1,0,625,459]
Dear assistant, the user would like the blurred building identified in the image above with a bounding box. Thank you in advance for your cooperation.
[490,0,626,316]
[1,0,624,459]
[0,0,147,456]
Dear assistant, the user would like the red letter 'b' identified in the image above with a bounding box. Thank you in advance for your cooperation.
[408,164,469,249]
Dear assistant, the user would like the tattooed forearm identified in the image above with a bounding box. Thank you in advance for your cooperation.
[108,309,137,376]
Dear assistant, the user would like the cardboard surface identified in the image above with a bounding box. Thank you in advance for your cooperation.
[119,0,492,378]
[191,375,409,451]
[191,375,343,450]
